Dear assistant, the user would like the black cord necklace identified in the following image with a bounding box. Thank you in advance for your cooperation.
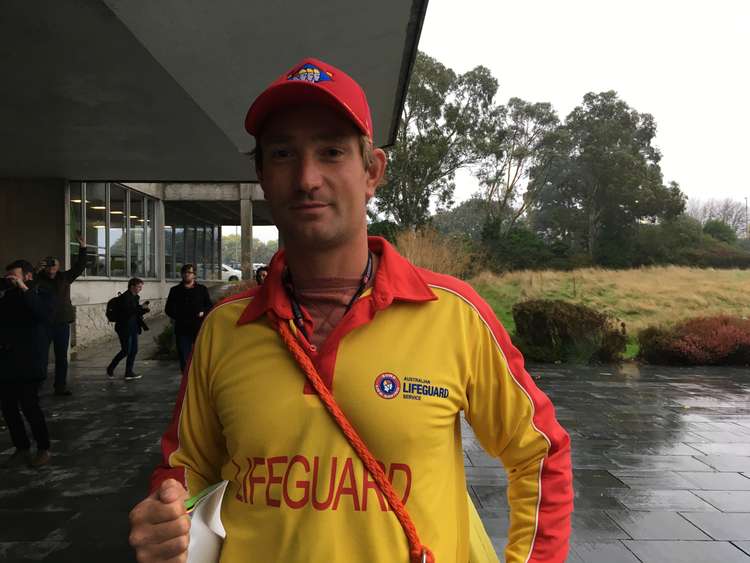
[283,251,373,342]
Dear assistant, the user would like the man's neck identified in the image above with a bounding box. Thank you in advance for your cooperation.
[284,237,370,282]
[183,280,195,288]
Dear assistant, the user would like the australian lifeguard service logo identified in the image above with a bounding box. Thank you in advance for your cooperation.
[374,373,401,399]
[288,63,333,83]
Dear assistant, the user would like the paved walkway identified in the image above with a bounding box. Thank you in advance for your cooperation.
[1,330,749,561]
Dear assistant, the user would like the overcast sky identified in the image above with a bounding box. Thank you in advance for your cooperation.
[418,0,750,205]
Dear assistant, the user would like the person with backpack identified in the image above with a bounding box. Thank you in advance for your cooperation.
[106,278,149,381]
[128,58,572,562]
[0,260,55,467]
[165,264,212,373]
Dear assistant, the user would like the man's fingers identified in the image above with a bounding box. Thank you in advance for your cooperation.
[159,479,188,504]
[131,497,186,529]
[135,533,190,562]
[132,515,190,546]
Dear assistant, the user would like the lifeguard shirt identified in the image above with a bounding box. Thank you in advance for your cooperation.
[152,237,573,563]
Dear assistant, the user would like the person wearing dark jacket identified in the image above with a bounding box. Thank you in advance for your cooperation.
[35,235,87,396]
[106,278,149,380]
[0,260,55,467]
[165,264,212,372]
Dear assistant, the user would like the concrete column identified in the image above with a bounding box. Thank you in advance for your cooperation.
[156,199,166,282]
[240,183,253,281]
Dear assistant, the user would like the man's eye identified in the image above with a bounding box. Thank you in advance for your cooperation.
[324,148,345,158]
[270,149,292,159]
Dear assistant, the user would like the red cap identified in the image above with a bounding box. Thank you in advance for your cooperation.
[244,57,373,139]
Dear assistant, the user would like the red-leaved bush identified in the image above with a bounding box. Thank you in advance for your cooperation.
[638,315,750,366]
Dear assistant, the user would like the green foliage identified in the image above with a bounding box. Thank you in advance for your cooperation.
[638,316,750,366]
[482,223,552,271]
[529,91,686,265]
[475,98,560,234]
[432,197,488,242]
[376,52,499,227]
[367,220,402,244]
[512,299,627,364]
[221,234,278,265]
[633,216,750,268]
[703,219,738,244]
[154,323,178,360]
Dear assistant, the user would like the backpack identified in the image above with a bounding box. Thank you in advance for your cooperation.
[105,293,122,323]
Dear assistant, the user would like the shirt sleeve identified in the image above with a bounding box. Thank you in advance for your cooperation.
[464,301,573,563]
[150,318,225,495]
[64,245,87,283]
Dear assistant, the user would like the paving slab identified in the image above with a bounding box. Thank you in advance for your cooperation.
[622,540,750,562]
[680,513,750,541]
[691,490,750,512]
[605,510,710,540]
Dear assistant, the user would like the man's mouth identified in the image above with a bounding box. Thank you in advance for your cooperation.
[290,202,329,210]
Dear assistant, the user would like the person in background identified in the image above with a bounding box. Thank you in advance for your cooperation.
[106,278,149,381]
[0,260,54,467]
[165,264,212,373]
[254,265,269,286]
[35,233,87,396]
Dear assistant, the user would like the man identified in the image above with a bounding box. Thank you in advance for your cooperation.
[254,265,268,286]
[165,264,212,372]
[107,278,149,381]
[35,234,87,396]
[129,58,572,562]
[0,260,54,467]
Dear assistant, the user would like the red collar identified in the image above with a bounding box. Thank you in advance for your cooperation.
[236,236,437,325]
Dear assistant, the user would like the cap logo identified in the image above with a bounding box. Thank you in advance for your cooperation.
[288,63,333,83]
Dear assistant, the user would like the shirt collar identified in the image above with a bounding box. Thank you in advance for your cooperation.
[236,236,436,325]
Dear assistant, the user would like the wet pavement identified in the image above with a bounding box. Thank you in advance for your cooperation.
[1,331,749,562]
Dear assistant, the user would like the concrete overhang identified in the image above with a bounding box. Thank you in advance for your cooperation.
[0,0,427,182]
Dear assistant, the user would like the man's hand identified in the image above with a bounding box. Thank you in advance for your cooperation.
[76,234,85,248]
[129,479,191,562]
[5,273,28,292]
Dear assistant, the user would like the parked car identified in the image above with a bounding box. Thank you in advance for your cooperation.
[221,263,241,282]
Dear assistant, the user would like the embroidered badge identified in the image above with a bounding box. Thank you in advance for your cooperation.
[374,373,401,400]
[288,63,333,83]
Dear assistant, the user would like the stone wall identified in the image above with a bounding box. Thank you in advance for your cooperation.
[72,298,166,350]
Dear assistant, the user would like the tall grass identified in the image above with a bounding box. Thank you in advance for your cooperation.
[396,229,474,278]
[470,266,750,336]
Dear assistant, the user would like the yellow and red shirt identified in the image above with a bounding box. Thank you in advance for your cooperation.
[152,237,573,563]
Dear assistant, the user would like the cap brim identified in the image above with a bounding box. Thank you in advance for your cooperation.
[244,81,369,138]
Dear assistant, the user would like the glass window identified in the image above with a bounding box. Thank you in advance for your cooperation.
[109,184,127,277]
[146,198,156,278]
[196,227,205,279]
[69,182,84,263]
[185,227,195,270]
[164,226,174,280]
[214,226,221,280]
[174,226,185,279]
[85,183,107,276]
[129,192,145,276]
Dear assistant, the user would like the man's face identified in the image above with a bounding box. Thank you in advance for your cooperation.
[131,283,143,295]
[5,268,32,283]
[45,260,60,277]
[182,267,196,284]
[258,270,267,284]
[257,104,385,252]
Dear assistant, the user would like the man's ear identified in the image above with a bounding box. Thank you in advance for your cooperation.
[364,148,387,201]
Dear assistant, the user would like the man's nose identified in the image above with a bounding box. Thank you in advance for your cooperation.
[296,154,323,193]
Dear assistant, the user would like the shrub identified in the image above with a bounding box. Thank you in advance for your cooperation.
[154,323,178,360]
[638,315,750,366]
[512,299,627,364]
